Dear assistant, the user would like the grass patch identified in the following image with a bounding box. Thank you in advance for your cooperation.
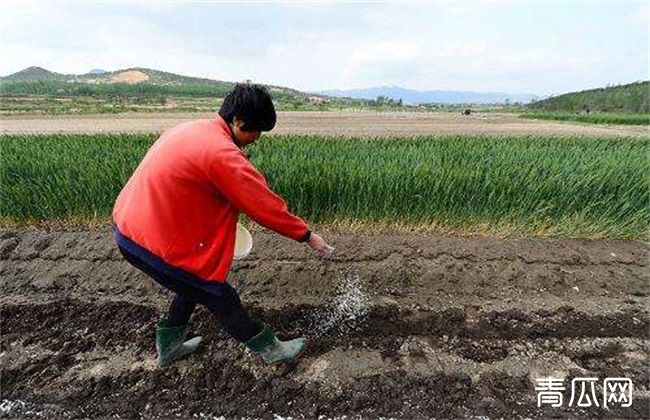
[521,112,650,125]
[1,133,648,238]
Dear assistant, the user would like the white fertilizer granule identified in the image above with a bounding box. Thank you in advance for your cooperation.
[310,272,371,338]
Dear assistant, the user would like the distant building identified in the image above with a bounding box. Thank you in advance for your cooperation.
[308,96,327,105]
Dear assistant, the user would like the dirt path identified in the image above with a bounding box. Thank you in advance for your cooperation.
[1,227,648,418]
[1,111,647,137]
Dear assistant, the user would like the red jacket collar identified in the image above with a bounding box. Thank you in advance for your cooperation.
[214,115,242,148]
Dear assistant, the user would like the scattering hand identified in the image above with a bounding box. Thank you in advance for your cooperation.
[307,232,334,255]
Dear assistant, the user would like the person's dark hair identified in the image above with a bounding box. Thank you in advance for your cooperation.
[219,83,276,131]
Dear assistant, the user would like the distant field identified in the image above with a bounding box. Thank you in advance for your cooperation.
[0,94,422,115]
[0,95,222,115]
[2,111,648,137]
[521,112,650,125]
[1,133,647,238]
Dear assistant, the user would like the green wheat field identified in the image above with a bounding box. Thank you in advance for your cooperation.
[1,133,648,238]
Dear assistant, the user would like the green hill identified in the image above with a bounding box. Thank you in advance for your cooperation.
[2,66,64,82]
[0,66,310,101]
[1,66,414,114]
[529,81,649,113]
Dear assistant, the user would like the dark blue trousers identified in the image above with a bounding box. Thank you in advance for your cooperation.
[114,227,262,342]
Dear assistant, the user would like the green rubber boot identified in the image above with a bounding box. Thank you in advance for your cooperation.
[155,318,203,367]
[245,324,306,364]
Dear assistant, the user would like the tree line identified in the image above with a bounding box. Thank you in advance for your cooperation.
[529,81,649,113]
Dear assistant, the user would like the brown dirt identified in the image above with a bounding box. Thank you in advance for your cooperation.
[108,70,151,84]
[1,111,647,137]
[1,227,648,419]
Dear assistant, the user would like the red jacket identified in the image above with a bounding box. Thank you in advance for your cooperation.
[113,116,309,282]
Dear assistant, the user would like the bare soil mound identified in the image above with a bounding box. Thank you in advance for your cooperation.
[109,70,151,84]
[1,227,648,419]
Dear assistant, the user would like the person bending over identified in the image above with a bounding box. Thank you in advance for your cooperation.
[113,84,333,367]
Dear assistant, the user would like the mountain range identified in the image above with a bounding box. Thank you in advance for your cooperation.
[318,86,538,105]
[0,66,306,99]
[3,66,538,104]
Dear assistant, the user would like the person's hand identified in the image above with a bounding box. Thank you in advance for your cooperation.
[307,232,334,255]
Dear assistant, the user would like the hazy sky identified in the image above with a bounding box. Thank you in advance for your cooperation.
[1,1,647,95]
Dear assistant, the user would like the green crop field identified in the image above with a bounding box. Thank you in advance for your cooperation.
[521,112,650,126]
[1,133,648,238]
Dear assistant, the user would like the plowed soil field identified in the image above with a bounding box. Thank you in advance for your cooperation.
[1,111,648,137]
[1,227,648,418]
